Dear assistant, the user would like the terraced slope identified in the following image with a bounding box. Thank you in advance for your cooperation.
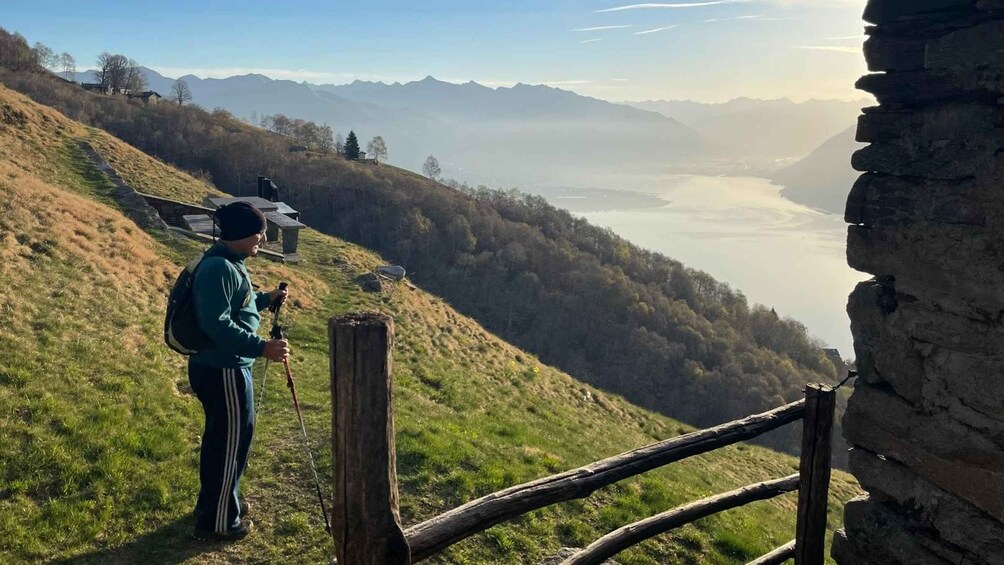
[0,85,859,564]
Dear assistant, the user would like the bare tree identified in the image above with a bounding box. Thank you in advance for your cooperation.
[170,78,192,106]
[95,52,126,88]
[125,59,146,92]
[32,42,56,70]
[59,52,75,80]
[318,124,334,153]
[366,136,388,162]
[422,155,441,179]
[95,52,143,92]
[334,133,344,155]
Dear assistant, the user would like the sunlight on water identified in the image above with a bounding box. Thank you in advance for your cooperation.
[569,175,863,358]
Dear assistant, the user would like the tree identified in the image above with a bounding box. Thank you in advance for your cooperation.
[366,136,388,162]
[344,130,360,160]
[334,133,345,155]
[423,155,441,179]
[59,52,75,80]
[318,124,334,153]
[0,29,36,70]
[96,52,128,89]
[170,79,192,106]
[95,52,144,91]
[125,59,147,92]
[32,42,56,70]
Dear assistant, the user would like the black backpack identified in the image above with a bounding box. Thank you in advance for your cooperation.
[164,255,212,355]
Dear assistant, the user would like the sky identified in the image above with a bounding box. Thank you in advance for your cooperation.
[3,0,869,102]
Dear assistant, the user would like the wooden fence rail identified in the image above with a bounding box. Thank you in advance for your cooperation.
[328,313,836,565]
[746,540,796,565]
[560,475,799,565]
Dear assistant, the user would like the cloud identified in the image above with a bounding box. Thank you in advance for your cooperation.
[596,1,752,12]
[611,78,630,82]
[794,45,861,54]
[635,25,682,34]
[543,80,592,86]
[823,35,865,40]
[573,24,633,31]
[581,38,604,43]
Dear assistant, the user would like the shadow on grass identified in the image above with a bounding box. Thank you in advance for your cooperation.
[52,515,239,565]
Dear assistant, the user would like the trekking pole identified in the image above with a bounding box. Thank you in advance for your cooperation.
[255,282,288,418]
[277,344,332,534]
[265,285,332,534]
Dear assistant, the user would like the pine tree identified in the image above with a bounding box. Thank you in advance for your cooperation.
[344,130,360,160]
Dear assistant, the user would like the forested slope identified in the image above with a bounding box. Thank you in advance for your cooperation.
[0,47,844,457]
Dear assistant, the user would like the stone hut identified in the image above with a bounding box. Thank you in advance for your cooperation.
[834,1,1004,564]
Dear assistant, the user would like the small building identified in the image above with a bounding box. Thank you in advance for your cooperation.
[81,83,112,95]
[128,91,162,104]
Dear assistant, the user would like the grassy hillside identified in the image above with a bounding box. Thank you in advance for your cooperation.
[0,84,859,564]
[0,61,848,465]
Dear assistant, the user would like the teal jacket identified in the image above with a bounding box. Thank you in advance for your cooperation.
[191,244,272,368]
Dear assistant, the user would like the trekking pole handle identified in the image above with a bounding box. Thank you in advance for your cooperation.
[269,281,289,314]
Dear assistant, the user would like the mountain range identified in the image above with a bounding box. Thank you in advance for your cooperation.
[73,67,703,186]
[771,126,863,215]
[629,97,868,164]
[71,67,866,199]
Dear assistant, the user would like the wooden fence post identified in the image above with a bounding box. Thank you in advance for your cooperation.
[330,313,410,565]
[794,383,836,565]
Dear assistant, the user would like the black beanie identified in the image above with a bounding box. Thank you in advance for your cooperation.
[214,202,267,241]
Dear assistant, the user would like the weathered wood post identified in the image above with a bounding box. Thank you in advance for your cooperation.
[330,312,410,565]
[794,383,836,565]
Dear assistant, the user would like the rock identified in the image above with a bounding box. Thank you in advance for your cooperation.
[855,101,1004,148]
[849,448,1004,562]
[355,272,383,293]
[926,20,1004,71]
[843,382,1004,521]
[376,265,406,280]
[856,71,1002,107]
[863,0,974,26]
[864,34,927,71]
[839,495,990,564]
[844,173,986,229]
[846,279,924,404]
[851,132,1003,180]
[848,281,1004,430]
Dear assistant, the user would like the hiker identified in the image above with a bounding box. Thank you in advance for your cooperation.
[189,201,289,540]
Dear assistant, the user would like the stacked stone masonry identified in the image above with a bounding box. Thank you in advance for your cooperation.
[836,1,1004,564]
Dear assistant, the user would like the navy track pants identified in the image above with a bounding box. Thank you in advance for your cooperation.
[189,362,255,533]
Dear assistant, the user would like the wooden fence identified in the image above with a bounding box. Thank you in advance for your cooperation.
[328,313,836,565]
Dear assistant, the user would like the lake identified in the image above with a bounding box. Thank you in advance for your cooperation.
[528,174,863,359]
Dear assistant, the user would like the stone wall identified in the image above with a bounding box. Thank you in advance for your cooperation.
[78,141,169,233]
[834,1,1004,563]
[139,193,215,228]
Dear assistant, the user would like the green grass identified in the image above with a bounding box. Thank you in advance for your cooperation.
[0,83,861,564]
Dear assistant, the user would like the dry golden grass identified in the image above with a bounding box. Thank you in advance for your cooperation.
[86,133,221,203]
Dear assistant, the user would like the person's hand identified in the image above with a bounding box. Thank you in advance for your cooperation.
[263,339,289,362]
[269,286,288,305]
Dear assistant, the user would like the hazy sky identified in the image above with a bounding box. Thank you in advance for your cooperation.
[4,0,869,102]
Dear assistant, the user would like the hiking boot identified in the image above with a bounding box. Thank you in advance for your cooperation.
[192,519,254,541]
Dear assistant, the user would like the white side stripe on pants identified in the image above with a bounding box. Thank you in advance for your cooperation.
[216,368,240,532]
